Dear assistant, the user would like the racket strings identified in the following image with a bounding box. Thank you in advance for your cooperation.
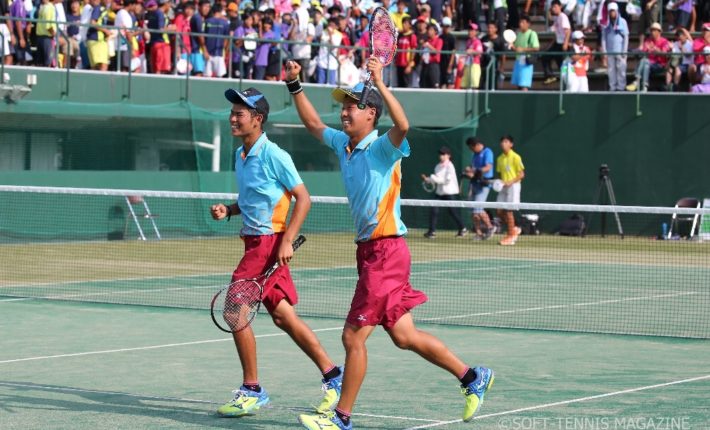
[222,279,261,331]
[370,9,398,66]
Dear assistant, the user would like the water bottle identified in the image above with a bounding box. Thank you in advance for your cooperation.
[661,222,668,239]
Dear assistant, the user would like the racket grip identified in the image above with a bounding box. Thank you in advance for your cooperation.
[358,78,373,110]
[292,234,306,251]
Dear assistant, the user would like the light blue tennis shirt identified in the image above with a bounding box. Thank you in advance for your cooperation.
[322,127,410,242]
[235,133,303,236]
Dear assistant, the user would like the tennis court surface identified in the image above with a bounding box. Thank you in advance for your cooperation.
[2,186,709,429]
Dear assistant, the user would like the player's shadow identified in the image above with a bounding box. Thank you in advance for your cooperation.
[0,381,288,429]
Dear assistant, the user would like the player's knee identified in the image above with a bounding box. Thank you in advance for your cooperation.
[341,330,366,353]
[389,332,412,350]
[271,314,290,330]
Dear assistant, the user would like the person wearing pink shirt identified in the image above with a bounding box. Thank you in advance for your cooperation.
[626,22,671,91]
[461,23,483,89]
[688,22,710,85]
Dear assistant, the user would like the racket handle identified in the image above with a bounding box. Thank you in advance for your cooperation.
[264,235,307,277]
[357,74,373,110]
[292,234,307,251]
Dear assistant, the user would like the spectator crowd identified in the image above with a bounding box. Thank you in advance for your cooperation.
[1,0,710,91]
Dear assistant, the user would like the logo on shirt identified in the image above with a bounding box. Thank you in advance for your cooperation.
[357,315,367,322]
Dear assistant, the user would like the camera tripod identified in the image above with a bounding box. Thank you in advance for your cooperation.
[588,164,624,239]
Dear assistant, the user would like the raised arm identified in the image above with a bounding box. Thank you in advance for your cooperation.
[368,57,409,147]
[284,60,327,141]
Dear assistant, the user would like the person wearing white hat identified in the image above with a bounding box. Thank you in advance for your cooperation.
[601,2,629,91]
[439,16,457,88]
[638,0,660,48]
[566,31,591,92]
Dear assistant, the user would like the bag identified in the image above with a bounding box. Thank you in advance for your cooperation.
[520,214,540,235]
[558,214,586,236]
[626,0,642,17]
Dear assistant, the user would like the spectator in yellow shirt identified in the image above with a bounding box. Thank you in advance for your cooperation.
[36,0,57,67]
[495,135,525,246]
[391,0,410,32]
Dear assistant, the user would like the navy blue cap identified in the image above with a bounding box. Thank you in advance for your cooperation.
[225,87,270,123]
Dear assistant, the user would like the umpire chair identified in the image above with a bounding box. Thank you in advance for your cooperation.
[667,197,701,240]
[124,195,161,240]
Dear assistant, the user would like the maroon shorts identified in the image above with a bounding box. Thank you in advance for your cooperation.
[232,234,298,314]
[346,236,428,329]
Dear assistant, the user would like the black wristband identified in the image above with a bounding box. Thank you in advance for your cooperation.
[225,204,232,221]
[286,78,303,95]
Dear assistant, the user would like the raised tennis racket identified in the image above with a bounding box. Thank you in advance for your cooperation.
[210,235,307,333]
[358,7,398,109]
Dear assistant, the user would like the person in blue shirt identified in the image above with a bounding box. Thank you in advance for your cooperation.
[189,0,211,76]
[464,137,496,240]
[85,0,111,71]
[601,2,629,91]
[204,3,230,77]
[146,0,172,74]
[209,87,343,419]
[285,58,495,430]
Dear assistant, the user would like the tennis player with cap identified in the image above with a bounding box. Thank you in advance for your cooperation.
[209,87,343,418]
[284,58,494,430]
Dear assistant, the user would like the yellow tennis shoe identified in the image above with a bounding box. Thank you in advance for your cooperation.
[299,410,352,430]
[462,366,495,422]
[217,385,270,417]
[315,366,343,413]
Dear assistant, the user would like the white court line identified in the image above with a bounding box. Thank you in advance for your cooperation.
[404,374,710,430]
[0,260,558,304]
[0,327,343,365]
[303,261,561,283]
[0,382,444,423]
[0,283,226,304]
[0,272,232,289]
[0,381,215,404]
[0,256,551,290]
[419,291,700,322]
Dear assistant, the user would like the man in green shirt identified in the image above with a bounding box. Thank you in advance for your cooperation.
[510,15,539,91]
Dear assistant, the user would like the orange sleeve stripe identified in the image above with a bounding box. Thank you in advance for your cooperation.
[371,163,401,239]
[271,191,292,233]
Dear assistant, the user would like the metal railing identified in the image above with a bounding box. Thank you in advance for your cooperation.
[3,15,706,119]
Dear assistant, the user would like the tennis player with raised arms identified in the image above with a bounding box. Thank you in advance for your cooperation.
[209,87,343,418]
[285,58,494,430]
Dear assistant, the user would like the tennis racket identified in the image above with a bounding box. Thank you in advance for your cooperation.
[210,235,307,333]
[421,180,436,193]
[358,7,398,109]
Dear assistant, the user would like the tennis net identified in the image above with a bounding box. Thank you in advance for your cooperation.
[1,185,709,339]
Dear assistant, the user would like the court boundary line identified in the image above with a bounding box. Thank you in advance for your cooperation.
[419,291,700,322]
[0,327,343,365]
[0,260,560,304]
[0,382,445,424]
[403,373,710,429]
[0,256,544,289]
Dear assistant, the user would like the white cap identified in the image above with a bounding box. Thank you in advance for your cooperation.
[572,30,585,40]
[441,16,452,26]
[607,2,618,11]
